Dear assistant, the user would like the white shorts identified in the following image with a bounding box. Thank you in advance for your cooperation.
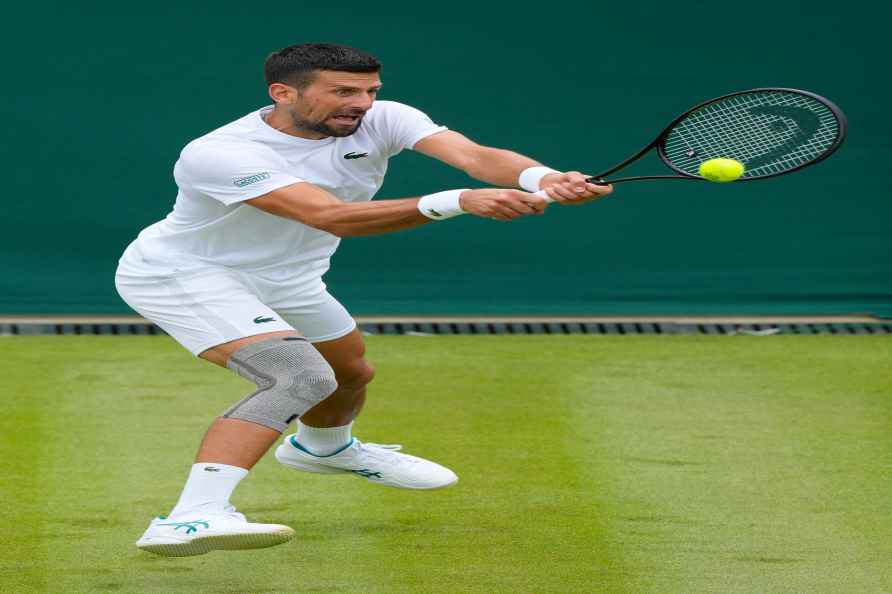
[115,263,356,356]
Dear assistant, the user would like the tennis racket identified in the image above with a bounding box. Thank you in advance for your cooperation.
[534,87,847,200]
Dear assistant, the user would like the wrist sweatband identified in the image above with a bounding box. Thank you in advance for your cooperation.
[519,166,561,192]
[417,189,469,220]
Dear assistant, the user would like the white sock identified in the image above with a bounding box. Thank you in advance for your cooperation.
[295,420,353,456]
[168,462,248,517]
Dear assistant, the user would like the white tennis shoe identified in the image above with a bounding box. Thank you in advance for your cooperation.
[135,507,294,557]
[275,436,458,490]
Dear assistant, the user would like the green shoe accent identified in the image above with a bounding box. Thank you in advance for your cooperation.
[289,436,355,458]
[156,520,210,534]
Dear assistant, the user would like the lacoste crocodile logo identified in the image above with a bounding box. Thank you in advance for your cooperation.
[343,152,369,160]
[253,316,276,324]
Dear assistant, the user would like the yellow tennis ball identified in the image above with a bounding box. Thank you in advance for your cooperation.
[698,158,745,183]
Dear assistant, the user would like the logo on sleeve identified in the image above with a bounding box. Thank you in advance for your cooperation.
[253,316,276,324]
[343,152,369,160]
[233,172,271,187]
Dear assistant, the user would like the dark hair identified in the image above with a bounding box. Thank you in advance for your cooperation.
[264,43,381,89]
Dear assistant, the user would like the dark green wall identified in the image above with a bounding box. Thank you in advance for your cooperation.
[4,1,889,316]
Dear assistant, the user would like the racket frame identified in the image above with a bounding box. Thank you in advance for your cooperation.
[586,87,848,185]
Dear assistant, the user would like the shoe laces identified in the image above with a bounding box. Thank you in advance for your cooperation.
[222,505,246,522]
[358,441,422,466]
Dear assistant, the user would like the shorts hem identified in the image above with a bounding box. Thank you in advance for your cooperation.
[305,319,357,343]
[190,325,297,357]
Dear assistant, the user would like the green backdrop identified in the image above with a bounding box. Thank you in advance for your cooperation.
[3,1,889,317]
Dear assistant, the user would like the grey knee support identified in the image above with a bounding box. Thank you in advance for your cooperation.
[222,337,338,432]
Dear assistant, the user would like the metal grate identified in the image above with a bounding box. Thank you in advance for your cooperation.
[2,320,891,336]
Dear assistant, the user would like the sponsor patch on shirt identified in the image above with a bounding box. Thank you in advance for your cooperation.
[232,172,271,187]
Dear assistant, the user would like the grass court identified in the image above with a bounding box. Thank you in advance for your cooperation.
[2,335,890,593]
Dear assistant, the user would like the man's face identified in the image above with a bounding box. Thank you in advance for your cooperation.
[288,70,382,138]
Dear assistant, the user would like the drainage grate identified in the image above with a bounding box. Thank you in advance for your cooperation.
[2,321,891,336]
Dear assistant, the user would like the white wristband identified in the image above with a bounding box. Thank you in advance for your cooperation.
[518,166,560,192]
[417,189,469,220]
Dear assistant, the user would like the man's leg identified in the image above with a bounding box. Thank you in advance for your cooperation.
[177,329,370,490]
[117,267,342,555]
[302,328,373,426]
[136,330,333,556]
[179,330,370,474]
[194,329,299,469]
[292,329,374,454]
[168,329,339,518]
[272,329,458,490]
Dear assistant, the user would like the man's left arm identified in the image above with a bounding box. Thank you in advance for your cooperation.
[413,131,613,204]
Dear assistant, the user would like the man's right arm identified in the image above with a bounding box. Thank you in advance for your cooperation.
[246,182,549,237]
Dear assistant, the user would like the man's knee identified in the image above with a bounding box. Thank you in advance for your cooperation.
[335,360,375,392]
[222,336,338,432]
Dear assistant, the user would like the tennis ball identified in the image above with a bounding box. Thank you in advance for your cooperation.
[698,158,745,183]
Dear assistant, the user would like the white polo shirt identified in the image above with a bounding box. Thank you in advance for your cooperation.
[119,100,447,288]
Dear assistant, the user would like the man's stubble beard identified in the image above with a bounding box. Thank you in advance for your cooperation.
[288,107,362,138]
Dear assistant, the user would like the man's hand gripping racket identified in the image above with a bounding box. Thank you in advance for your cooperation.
[533,87,847,203]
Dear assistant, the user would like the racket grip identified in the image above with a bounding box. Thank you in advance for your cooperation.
[533,179,610,203]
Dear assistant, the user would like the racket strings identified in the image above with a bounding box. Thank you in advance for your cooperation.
[673,95,835,172]
[673,94,834,169]
[675,96,788,164]
[669,94,838,175]
[704,96,838,172]
[663,91,841,178]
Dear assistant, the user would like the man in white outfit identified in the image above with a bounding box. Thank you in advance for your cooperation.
[116,43,611,557]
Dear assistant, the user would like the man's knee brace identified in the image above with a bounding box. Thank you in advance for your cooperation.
[222,336,338,432]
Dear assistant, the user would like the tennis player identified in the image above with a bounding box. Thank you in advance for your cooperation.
[115,43,612,556]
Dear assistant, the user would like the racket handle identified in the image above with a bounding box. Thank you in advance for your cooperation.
[533,178,611,203]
